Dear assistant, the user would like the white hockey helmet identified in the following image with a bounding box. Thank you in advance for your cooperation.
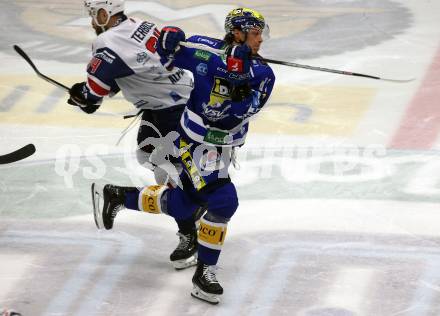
[84,0,125,27]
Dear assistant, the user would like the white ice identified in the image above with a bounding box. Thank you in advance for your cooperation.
[1,1,440,315]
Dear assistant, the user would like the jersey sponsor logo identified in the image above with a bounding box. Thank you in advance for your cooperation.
[140,185,164,214]
[198,221,227,247]
[200,150,223,171]
[168,68,185,84]
[203,77,232,121]
[2,1,410,63]
[228,72,251,82]
[216,67,227,74]
[145,196,157,212]
[227,57,243,73]
[203,129,232,145]
[208,77,231,106]
[179,138,206,191]
[94,51,115,64]
[202,103,231,122]
[196,63,208,76]
[196,37,216,46]
[194,50,212,62]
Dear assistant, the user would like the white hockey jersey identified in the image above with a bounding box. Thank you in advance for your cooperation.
[85,17,193,110]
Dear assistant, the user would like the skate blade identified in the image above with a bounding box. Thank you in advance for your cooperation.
[172,254,198,270]
[191,285,220,305]
[91,183,104,230]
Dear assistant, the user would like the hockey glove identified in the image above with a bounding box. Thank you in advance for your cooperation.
[68,82,101,114]
[157,26,185,69]
[226,44,251,86]
[157,26,185,56]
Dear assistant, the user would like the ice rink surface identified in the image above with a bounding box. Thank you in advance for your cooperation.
[1,0,440,315]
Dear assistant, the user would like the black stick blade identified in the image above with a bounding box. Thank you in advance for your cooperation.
[0,144,36,164]
[13,45,39,73]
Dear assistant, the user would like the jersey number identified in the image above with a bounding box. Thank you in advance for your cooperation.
[145,28,160,53]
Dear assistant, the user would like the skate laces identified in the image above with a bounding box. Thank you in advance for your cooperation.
[176,232,192,250]
[111,204,124,218]
[108,186,125,219]
[203,265,219,283]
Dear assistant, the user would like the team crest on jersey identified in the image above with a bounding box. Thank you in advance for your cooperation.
[136,52,150,64]
[196,63,208,76]
[88,57,102,74]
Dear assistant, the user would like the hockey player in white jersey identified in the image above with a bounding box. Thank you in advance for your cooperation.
[69,0,199,269]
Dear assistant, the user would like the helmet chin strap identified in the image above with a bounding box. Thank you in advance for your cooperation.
[92,12,110,33]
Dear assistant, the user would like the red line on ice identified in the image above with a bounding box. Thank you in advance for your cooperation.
[389,45,440,149]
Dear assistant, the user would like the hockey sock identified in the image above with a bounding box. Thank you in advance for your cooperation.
[124,189,140,210]
[197,217,228,265]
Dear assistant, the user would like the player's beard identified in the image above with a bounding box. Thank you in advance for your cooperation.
[94,27,103,36]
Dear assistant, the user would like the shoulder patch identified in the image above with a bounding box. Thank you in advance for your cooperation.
[194,49,212,61]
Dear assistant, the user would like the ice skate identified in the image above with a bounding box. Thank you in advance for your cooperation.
[191,262,223,304]
[170,229,198,269]
[91,183,134,230]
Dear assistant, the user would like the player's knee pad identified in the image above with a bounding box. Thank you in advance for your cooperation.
[136,149,154,170]
[139,185,168,214]
[198,212,229,251]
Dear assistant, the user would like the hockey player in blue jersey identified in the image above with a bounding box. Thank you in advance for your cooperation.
[92,8,275,304]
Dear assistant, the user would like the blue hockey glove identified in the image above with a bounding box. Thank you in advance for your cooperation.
[157,26,186,57]
[226,44,251,86]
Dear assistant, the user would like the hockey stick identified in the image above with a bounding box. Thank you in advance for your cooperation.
[13,45,70,91]
[13,45,123,117]
[0,144,36,164]
[179,41,414,83]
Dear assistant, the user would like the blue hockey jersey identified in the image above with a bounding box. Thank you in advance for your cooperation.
[171,35,275,147]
